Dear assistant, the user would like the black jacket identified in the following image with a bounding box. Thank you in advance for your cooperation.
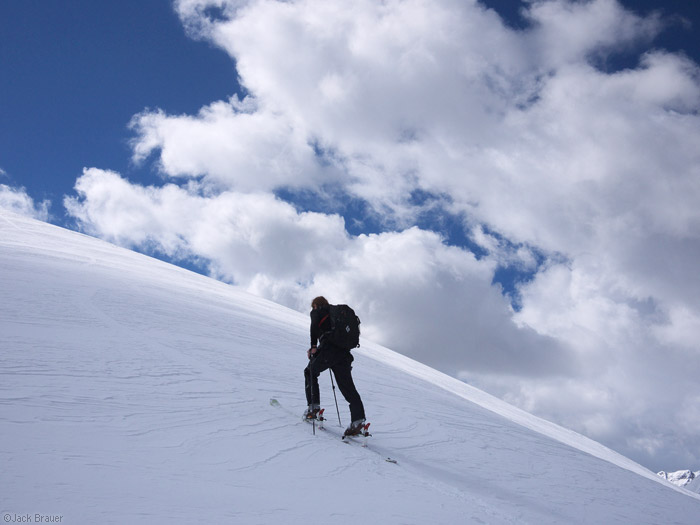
[310,305,332,349]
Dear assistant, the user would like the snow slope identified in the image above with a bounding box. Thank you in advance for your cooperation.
[688,476,700,495]
[2,208,699,524]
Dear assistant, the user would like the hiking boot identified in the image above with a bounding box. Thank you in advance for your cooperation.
[303,405,321,420]
[344,418,366,437]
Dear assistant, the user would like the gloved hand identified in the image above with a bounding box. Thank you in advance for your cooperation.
[307,346,318,359]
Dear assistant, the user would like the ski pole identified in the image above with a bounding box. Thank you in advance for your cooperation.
[311,363,316,435]
[329,369,341,427]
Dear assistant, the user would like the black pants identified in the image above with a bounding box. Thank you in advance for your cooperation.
[304,349,365,422]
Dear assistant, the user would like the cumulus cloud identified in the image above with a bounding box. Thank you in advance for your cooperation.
[129,96,330,192]
[65,167,349,282]
[66,167,569,377]
[65,0,700,471]
[0,183,50,221]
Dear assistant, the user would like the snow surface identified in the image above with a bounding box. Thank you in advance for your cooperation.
[687,476,700,495]
[2,207,700,524]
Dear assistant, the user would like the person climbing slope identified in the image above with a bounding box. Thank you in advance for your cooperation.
[303,296,366,436]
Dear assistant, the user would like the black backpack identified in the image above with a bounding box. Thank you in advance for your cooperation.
[321,304,361,350]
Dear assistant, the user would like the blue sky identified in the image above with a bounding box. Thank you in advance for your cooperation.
[1,0,236,209]
[3,0,700,472]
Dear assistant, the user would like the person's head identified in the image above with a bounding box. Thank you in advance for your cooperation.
[311,296,329,310]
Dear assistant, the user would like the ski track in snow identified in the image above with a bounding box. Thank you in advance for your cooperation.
[1,208,699,524]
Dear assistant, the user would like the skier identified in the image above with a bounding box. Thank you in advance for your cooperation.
[304,296,366,436]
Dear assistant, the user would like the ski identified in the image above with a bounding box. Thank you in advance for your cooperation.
[306,408,325,430]
[302,408,325,434]
[270,398,395,462]
[342,422,371,447]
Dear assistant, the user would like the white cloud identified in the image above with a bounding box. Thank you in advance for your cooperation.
[129,96,328,192]
[66,0,700,471]
[0,184,50,221]
[307,227,573,377]
[66,168,568,378]
[64,167,349,281]
[524,0,661,68]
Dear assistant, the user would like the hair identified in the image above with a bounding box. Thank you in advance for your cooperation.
[311,296,329,309]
